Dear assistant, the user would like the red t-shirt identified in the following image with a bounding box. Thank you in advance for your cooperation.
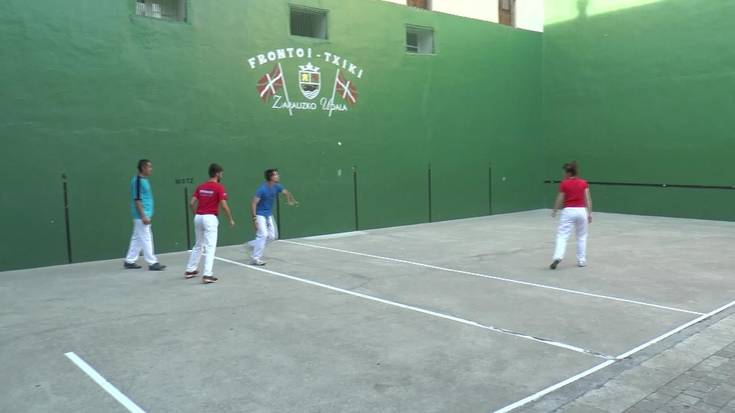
[560,178,588,208]
[194,181,228,215]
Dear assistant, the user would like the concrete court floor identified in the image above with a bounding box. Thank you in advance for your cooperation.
[1,210,734,413]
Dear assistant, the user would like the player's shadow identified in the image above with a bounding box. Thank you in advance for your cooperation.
[577,0,589,20]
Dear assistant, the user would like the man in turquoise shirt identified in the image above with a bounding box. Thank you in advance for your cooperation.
[124,159,166,270]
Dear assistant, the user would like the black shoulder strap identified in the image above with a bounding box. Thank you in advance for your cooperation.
[135,176,142,201]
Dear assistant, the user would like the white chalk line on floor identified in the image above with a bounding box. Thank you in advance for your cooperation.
[281,240,704,316]
[64,352,145,413]
[214,256,614,360]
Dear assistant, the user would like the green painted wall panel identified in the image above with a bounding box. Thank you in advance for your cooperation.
[0,0,543,270]
[563,185,735,222]
[1,133,69,270]
[543,0,735,220]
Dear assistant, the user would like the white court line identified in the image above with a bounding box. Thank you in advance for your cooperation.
[281,240,704,316]
[64,352,146,413]
[303,231,368,240]
[616,298,735,360]
[214,256,614,360]
[493,360,616,413]
[493,298,735,412]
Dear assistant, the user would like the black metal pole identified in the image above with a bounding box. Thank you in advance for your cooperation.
[62,174,72,263]
[488,163,493,215]
[184,187,191,250]
[352,166,359,231]
[428,163,433,222]
[276,192,281,236]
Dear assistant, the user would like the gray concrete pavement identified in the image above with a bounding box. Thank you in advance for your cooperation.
[1,210,734,412]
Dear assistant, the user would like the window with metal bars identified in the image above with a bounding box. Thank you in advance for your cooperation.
[135,0,186,21]
[290,6,328,39]
[407,0,431,10]
[406,26,434,54]
[499,0,515,27]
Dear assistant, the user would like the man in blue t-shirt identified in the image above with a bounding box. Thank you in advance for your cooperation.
[248,169,298,265]
[123,159,166,271]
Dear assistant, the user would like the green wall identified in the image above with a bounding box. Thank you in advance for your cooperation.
[543,0,735,219]
[0,0,544,271]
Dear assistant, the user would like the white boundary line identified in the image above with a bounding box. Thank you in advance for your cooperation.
[493,360,616,413]
[214,256,614,360]
[281,240,704,316]
[616,298,735,360]
[302,231,368,240]
[493,298,735,412]
[64,352,146,413]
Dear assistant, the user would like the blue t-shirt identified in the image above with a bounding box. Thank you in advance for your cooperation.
[130,175,154,219]
[255,182,283,217]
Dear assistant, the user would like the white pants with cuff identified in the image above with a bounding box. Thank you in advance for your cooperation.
[186,214,219,276]
[125,219,158,265]
[553,207,589,264]
[249,215,278,260]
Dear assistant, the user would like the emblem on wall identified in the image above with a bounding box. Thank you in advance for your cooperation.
[298,63,321,100]
[248,47,364,117]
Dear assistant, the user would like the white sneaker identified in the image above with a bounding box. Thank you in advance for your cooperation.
[577,261,587,267]
[250,258,266,266]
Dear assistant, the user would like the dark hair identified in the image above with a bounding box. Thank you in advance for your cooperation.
[264,168,278,181]
[209,163,223,178]
[137,159,151,172]
[563,161,578,176]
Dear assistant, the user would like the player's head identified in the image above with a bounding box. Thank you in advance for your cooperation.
[563,161,578,178]
[209,163,224,181]
[265,168,280,183]
[138,159,152,176]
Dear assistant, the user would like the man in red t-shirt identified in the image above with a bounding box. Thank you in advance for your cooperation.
[550,161,593,269]
[185,163,235,284]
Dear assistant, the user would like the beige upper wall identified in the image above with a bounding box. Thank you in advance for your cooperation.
[514,0,544,32]
[381,0,544,32]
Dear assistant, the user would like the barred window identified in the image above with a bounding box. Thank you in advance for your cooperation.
[135,0,186,22]
[290,6,328,39]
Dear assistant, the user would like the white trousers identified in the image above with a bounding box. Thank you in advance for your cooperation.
[553,207,588,263]
[125,219,158,265]
[186,214,219,276]
[249,215,278,260]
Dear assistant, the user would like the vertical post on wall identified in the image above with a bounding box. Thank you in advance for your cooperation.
[62,173,73,263]
[184,187,191,250]
[428,163,433,223]
[352,166,359,231]
[488,162,493,215]
[276,193,282,236]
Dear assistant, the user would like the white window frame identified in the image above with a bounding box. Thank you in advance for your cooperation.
[406,25,435,55]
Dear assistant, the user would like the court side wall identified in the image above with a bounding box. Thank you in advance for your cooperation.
[0,0,543,270]
[543,0,735,220]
